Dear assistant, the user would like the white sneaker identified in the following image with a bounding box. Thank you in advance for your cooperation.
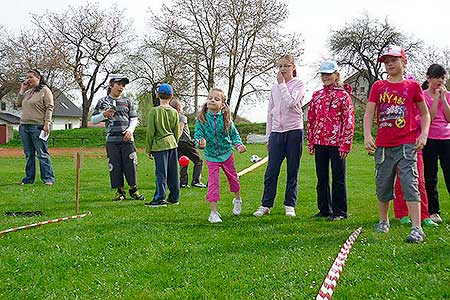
[253,206,270,217]
[430,213,442,224]
[285,206,296,217]
[208,211,222,223]
[232,198,242,216]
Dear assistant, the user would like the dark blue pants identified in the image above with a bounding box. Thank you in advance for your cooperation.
[105,142,138,189]
[153,148,180,202]
[261,130,303,208]
[314,145,347,217]
[423,138,450,215]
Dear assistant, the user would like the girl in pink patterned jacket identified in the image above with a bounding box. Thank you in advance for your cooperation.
[307,60,355,221]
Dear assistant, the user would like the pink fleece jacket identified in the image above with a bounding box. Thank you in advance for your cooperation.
[266,78,306,137]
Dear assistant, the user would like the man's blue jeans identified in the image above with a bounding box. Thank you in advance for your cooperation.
[19,124,55,184]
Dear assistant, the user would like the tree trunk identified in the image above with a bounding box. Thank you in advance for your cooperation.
[194,54,199,114]
[80,92,90,128]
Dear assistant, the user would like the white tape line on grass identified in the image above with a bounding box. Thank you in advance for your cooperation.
[0,212,92,236]
[237,156,268,177]
[316,226,362,300]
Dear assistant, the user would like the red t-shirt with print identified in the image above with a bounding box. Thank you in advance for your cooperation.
[368,79,425,147]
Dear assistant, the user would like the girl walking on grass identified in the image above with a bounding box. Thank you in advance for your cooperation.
[194,88,247,223]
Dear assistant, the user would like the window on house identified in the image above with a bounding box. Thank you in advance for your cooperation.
[1,102,5,111]
[65,123,73,130]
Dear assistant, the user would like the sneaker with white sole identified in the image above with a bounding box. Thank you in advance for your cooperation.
[192,182,207,188]
[253,206,270,217]
[429,213,442,224]
[232,198,242,216]
[285,205,296,217]
[208,211,222,223]
[375,221,390,233]
[406,226,425,243]
[422,218,438,227]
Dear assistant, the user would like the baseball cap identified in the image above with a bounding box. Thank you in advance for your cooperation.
[378,45,407,63]
[157,83,173,96]
[319,60,339,74]
[109,75,130,85]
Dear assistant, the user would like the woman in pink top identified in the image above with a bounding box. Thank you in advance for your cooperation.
[421,64,450,224]
[253,54,306,217]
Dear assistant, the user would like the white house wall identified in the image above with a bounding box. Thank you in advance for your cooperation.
[52,117,81,130]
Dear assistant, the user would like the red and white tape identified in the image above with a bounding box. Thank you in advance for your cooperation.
[316,226,362,300]
[0,212,91,236]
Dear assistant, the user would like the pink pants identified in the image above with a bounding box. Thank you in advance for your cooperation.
[206,154,240,202]
[393,151,430,221]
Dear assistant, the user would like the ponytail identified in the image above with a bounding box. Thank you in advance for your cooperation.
[197,102,208,124]
[221,103,231,134]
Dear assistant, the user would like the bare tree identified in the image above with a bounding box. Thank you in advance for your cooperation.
[148,0,303,119]
[0,28,72,104]
[408,45,450,84]
[152,0,224,92]
[221,0,303,119]
[126,34,198,113]
[329,14,422,99]
[33,3,133,127]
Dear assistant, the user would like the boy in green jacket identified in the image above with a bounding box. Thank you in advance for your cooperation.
[145,83,180,207]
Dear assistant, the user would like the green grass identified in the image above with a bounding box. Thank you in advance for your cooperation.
[0,144,449,299]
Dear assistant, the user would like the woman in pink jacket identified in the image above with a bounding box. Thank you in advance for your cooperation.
[307,61,355,221]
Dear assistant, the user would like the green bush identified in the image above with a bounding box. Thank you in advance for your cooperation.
[4,119,367,148]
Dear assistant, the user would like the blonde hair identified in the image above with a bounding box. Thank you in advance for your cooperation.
[279,54,297,77]
[197,88,231,133]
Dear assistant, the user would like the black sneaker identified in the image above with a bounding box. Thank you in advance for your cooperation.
[129,188,145,200]
[313,212,331,218]
[180,184,190,188]
[328,215,347,221]
[144,200,168,207]
[113,190,126,201]
[192,182,207,188]
[167,200,180,205]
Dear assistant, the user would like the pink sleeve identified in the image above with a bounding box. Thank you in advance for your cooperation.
[265,92,274,138]
[338,92,355,153]
[367,81,381,103]
[278,80,306,108]
[414,82,425,103]
[307,92,317,151]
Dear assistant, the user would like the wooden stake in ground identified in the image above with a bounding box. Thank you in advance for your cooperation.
[75,152,81,214]
[237,156,268,177]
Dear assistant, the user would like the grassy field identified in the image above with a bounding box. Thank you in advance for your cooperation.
[0,144,449,299]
